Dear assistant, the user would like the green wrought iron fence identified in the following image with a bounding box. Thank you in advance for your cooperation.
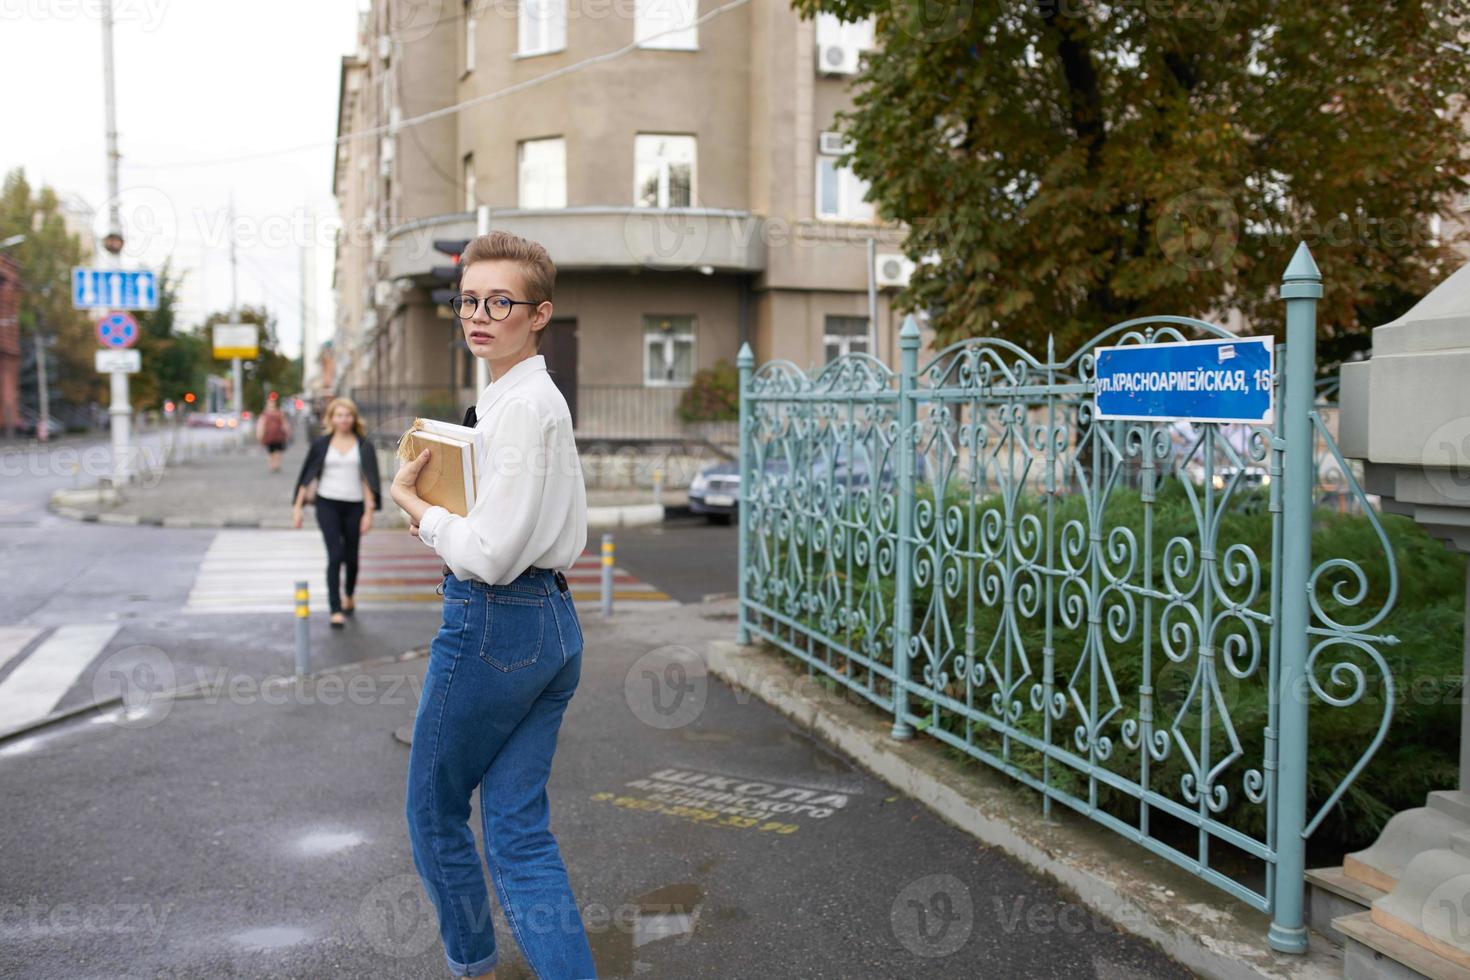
[735,245,1398,951]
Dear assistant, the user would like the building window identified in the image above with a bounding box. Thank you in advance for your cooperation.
[463,153,476,211]
[643,315,696,385]
[635,134,695,208]
[816,147,875,222]
[824,315,870,362]
[518,137,566,209]
[464,0,476,73]
[519,0,565,56]
[636,0,697,49]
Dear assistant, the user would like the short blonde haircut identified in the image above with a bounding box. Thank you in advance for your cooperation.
[320,396,365,438]
[460,231,556,303]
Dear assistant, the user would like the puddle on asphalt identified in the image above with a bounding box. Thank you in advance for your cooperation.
[231,925,310,950]
[295,829,367,856]
[780,729,854,775]
[504,882,703,979]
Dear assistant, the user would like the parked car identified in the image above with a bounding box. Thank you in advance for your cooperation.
[688,447,924,523]
[688,461,743,523]
[16,410,65,439]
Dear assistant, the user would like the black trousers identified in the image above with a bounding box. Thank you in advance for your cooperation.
[315,496,364,614]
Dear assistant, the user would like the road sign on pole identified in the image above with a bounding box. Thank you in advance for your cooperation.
[1093,336,1274,424]
[72,267,158,310]
[213,323,259,360]
[95,348,141,373]
[96,311,140,349]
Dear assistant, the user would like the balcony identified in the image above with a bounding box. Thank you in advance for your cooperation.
[350,382,737,449]
[388,207,767,282]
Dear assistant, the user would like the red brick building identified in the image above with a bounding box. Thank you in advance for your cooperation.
[0,253,20,438]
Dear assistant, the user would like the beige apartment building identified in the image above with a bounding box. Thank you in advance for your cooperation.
[331,0,914,439]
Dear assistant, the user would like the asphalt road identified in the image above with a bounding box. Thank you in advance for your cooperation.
[0,438,1191,979]
[0,602,1194,979]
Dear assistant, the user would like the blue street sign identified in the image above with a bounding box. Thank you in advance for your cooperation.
[72,267,158,311]
[1094,336,1274,424]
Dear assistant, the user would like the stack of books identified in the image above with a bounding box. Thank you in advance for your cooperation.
[397,419,478,517]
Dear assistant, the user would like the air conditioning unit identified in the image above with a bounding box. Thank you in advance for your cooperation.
[818,131,853,156]
[819,43,859,75]
[373,279,395,307]
[377,35,391,61]
[371,233,387,260]
[875,253,916,288]
[378,137,394,177]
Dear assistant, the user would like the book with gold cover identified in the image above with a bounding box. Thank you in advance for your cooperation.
[397,418,478,517]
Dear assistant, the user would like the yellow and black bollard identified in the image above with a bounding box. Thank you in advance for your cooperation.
[601,533,614,618]
[294,579,311,676]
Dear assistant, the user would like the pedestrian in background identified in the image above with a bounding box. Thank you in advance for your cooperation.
[391,231,593,980]
[257,391,292,472]
[291,396,382,628]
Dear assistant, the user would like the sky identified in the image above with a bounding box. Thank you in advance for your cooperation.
[0,0,366,362]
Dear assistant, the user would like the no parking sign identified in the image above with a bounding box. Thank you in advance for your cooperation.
[96,311,140,349]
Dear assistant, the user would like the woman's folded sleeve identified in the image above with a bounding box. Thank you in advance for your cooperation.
[417,398,548,585]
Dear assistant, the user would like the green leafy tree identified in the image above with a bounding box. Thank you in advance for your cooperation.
[794,0,1470,363]
[200,304,301,413]
[0,169,100,413]
[131,262,212,410]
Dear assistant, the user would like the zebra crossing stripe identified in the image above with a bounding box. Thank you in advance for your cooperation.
[0,626,44,675]
[0,624,119,731]
[186,530,674,613]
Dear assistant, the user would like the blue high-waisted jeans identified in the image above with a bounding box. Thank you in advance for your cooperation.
[406,568,596,979]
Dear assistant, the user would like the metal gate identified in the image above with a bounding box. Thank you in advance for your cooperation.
[735,244,1398,950]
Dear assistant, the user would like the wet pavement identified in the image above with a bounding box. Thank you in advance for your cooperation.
[0,599,1194,979]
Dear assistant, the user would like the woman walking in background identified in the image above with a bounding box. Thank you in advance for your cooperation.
[256,391,292,472]
[291,396,382,628]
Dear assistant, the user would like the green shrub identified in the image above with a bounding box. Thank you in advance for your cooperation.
[756,478,1463,854]
[677,360,739,423]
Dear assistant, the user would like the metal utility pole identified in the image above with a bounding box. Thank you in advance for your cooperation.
[866,237,878,358]
[229,195,243,431]
[101,0,132,484]
[34,311,49,443]
[299,205,311,396]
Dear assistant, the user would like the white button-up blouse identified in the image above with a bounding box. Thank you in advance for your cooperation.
[417,355,588,585]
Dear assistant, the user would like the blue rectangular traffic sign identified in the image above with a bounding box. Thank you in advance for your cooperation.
[1094,336,1274,424]
[72,267,158,311]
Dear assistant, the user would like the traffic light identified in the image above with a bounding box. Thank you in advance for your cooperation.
[184,392,196,404]
[432,239,471,310]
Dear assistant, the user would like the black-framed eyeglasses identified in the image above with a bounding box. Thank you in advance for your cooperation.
[450,293,539,321]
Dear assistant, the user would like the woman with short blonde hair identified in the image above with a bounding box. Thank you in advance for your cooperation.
[391,231,593,979]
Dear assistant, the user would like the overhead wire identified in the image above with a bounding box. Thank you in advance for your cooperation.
[128,0,752,172]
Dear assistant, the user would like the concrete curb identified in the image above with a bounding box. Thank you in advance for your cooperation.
[704,638,1344,980]
[48,492,690,530]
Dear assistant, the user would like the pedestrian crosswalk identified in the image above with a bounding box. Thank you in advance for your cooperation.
[0,624,118,733]
[184,529,674,614]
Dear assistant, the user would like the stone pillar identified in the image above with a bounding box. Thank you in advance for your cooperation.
[1336,259,1470,973]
